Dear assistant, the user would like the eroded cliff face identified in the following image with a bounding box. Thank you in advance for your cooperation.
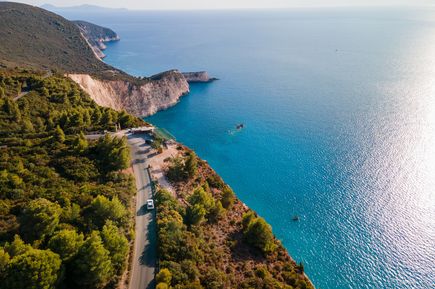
[74,20,120,59]
[68,70,189,117]
[182,71,217,82]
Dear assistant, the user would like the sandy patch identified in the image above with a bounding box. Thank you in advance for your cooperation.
[146,143,179,195]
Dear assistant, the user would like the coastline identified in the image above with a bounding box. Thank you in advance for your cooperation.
[125,126,315,288]
[91,16,315,288]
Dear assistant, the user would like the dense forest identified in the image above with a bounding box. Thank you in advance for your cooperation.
[0,70,145,289]
[154,150,314,289]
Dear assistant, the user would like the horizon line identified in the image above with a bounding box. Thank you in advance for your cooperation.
[39,3,435,12]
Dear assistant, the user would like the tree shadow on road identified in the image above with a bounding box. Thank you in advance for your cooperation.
[137,205,150,216]
[139,212,157,267]
[133,158,146,164]
[146,279,156,289]
[136,148,151,155]
[140,183,151,191]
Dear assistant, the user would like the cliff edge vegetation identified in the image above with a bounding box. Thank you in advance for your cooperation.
[148,145,314,289]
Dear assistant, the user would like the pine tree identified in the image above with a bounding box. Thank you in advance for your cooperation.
[48,229,84,261]
[19,198,61,243]
[100,221,129,273]
[54,125,65,143]
[185,152,198,179]
[3,248,61,289]
[71,231,113,288]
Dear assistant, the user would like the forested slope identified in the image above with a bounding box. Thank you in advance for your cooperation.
[0,70,144,289]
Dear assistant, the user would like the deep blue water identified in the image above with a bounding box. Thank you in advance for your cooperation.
[57,7,435,288]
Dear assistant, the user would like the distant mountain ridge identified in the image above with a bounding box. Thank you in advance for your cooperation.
[41,3,128,13]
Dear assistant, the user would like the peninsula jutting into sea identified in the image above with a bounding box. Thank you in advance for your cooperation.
[0,2,313,289]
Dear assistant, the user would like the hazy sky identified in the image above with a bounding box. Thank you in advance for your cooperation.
[7,0,434,10]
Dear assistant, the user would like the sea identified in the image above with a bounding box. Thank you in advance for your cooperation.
[55,6,435,289]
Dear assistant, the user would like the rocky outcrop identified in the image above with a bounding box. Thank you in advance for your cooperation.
[74,20,120,59]
[182,71,217,83]
[68,70,189,117]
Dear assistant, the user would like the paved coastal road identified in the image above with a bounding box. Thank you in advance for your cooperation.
[128,134,157,289]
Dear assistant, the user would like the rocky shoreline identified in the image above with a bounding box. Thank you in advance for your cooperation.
[182,71,218,83]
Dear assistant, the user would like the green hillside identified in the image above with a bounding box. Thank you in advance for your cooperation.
[0,2,128,80]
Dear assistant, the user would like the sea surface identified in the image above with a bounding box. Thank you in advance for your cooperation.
[57,7,435,288]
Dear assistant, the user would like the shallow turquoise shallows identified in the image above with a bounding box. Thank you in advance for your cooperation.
[61,7,435,288]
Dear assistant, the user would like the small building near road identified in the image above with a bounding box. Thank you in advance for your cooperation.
[130,126,155,134]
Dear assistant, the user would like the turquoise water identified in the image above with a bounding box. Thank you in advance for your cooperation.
[60,7,435,288]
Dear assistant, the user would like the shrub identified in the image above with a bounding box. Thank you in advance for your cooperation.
[156,268,172,285]
[221,186,235,209]
[156,283,169,289]
[167,156,186,182]
[188,188,215,211]
[54,125,65,143]
[209,201,225,222]
[185,204,207,226]
[244,216,276,254]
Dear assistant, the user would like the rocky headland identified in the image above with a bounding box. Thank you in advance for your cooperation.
[182,71,218,83]
[68,70,189,117]
[74,20,120,59]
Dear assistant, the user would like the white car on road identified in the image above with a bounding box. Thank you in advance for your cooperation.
[146,199,154,210]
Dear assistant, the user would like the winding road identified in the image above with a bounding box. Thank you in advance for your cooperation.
[127,133,157,289]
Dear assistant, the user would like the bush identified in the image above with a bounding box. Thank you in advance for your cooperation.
[156,283,169,289]
[209,201,225,222]
[221,186,235,209]
[185,204,207,226]
[167,156,186,182]
[156,268,172,285]
[243,216,276,254]
[202,267,226,289]
[54,125,65,143]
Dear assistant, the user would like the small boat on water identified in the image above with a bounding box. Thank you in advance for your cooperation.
[292,215,300,221]
[236,123,244,130]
